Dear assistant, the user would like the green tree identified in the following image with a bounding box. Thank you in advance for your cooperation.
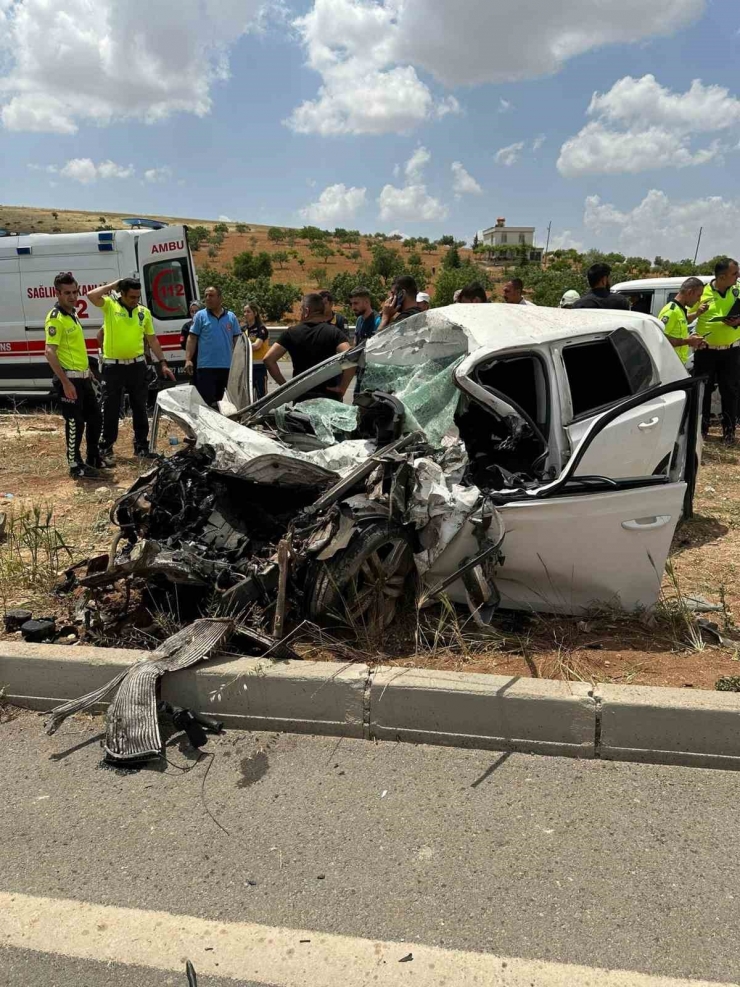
[512,267,589,307]
[300,225,330,242]
[438,234,455,246]
[309,266,328,287]
[272,250,290,270]
[443,245,462,270]
[422,241,436,254]
[472,233,479,249]
[188,226,209,252]
[297,257,305,268]
[433,261,493,306]
[349,249,362,261]
[232,250,273,281]
[310,242,335,261]
[195,266,300,321]
[235,222,249,233]
[369,243,405,284]
[207,246,218,259]
[213,222,229,234]
[268,227,285,244]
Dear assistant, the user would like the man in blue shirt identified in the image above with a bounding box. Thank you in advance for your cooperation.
[185,285,242,406]
[350,287,380,345]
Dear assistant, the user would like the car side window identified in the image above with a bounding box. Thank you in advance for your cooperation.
[624,290,654,315]
[563,329,655,420]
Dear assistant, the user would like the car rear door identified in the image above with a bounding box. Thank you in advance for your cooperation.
[562,327,686,478]
[428,378,700,615]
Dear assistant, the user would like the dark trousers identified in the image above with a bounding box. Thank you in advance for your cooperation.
[195,367,230,407]
[59,377,101,468]
[693,347,740,434]
[102,362,149,452]
[252,364,267,400]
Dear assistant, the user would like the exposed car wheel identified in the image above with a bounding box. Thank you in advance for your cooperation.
[305,522,415,630]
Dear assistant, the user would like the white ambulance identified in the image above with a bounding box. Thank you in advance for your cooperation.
[0,224,199,396]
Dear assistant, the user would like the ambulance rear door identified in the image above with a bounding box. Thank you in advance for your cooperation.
[0,242,27,392]
[136,226,196,375]
[19,232,119,388]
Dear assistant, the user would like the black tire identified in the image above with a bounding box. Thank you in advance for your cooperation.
[305,522,415,630]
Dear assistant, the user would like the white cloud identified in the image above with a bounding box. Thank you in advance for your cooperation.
[0,0,269,133]
[97,160,135,180]
[144,167,173,184]
[558,74,739,176]
[451,161,482,197]
[532,134,546,151]
[549,230,584,253]
[498,98,512,113]
[405,146,431,183]
[394,0,704,88]
[286,0,704,134]
[588,74,740,132]
[559,122,721,176]
[218,215,233,222]
[56,158,133,184]
[300,183,367,224]
[378,183,448,223]
[584,189,740,259]
[494,141,525,167]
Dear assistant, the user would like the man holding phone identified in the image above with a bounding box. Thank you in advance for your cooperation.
[692,257,740,444]
[378,275,423,332]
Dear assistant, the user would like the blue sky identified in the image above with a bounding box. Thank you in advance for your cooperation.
[1,0,738,261]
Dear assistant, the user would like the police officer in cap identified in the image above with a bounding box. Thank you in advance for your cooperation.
[44,272,106,479]
[88,276,174,464]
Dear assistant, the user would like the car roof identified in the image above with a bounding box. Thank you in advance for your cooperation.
[426,303,662,351]
[612,276,712,291]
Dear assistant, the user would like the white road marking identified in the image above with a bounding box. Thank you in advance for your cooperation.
[0,890,734,987]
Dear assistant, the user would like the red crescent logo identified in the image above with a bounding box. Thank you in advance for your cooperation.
[151,268,179,313]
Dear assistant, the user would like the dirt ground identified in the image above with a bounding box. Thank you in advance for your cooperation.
[0,407,738,692]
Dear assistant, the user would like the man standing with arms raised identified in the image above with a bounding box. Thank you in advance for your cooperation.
[89,277,175,464]
[185,285,242,407]
[44,272,105,479]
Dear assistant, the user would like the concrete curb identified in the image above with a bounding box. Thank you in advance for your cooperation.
[3,642,740,768]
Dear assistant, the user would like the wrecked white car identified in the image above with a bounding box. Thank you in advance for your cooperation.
[70,305,701,634]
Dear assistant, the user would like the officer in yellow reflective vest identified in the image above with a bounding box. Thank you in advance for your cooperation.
[44,271,106,480]
[657,277,708,365]
[692,258,740,444]
[88,277,175,464]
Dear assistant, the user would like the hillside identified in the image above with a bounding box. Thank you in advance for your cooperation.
[0,204,476,304]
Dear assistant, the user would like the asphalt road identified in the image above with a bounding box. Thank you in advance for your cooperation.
[1,711,739,985]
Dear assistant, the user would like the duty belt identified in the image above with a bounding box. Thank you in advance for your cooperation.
[707,341,740,351]
[64,369,92,379]
[103,355,146,365]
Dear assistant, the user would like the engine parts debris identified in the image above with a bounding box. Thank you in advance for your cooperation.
[45,618,233,764]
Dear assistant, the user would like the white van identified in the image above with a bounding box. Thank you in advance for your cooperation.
[0,224,199,396]
[611,276,712,318]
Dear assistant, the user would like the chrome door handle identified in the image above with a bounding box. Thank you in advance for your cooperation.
[622,515,671,531]
[638,417,660,430]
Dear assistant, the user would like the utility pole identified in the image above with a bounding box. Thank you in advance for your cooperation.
[543,221,552,266]
[693,227,703,266]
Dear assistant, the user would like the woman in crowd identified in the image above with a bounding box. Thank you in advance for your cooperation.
[243,302,270,400]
